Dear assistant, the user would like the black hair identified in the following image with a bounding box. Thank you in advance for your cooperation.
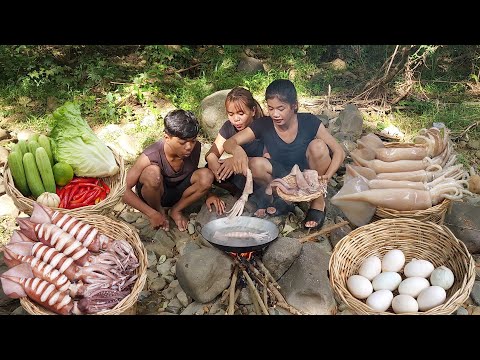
[164,109,199,139]
[226,86,264,119]
[265,79,298,113]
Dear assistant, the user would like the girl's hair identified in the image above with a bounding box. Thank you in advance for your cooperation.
[265,79,298,113]
[164,109,199,139]
[225,86,264,119]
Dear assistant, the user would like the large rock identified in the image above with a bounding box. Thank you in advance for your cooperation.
[444,201,480,254]
[262,237,302,280]
[176,247,234,303]
[337,104,363,138]
[237,55,265,74]
[199,89,231,139]
[277,242,337,315]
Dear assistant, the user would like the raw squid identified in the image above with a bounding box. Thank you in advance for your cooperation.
[30,203,136,266]
[350,148,441,174]
[331,175,472,226]
[226,168,253,219]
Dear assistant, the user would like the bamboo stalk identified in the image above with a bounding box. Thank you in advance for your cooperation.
[299,220,349,243]
[242,269,269,315]
[227,267,238,315]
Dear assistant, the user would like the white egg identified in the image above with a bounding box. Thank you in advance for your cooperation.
[366,290,394,312]
[417,286,447,311]
[430,266,455,291]
[347,275,373,299]
[372,272,402,291]
[404,259,435,278]
[381,249,405,272]
[358,256,382,281]
[398,277,430,298]
[392,294,419,314]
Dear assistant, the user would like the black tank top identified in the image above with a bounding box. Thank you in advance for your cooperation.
[249,113,321,171]
[219,120,264,157]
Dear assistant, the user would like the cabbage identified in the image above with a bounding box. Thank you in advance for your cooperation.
[50,102,119,177]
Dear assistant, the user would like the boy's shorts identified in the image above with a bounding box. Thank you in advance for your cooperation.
[135,171,194,207]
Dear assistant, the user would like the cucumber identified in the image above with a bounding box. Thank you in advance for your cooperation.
[35,147,56,194]
[23,152,45,198]
[18,140,28,154]
[37,134,54,166]
[7,151,31,196]
[28,140,41,155]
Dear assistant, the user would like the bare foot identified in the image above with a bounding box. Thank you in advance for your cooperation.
[266,206,277,215]
[169,209,189,232]
[254,208,267,218]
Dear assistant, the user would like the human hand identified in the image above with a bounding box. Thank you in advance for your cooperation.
[149,211,169,231]
[217,158,235,181]
[206,194,226,215]
[232,147,248,176]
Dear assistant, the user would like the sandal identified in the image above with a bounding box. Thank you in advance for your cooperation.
[267,196,295,217]
[303,207,326,230]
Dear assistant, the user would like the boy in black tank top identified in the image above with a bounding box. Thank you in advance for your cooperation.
[223,79,346,230]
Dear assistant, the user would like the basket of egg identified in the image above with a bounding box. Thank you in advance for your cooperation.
[328,218,476,315]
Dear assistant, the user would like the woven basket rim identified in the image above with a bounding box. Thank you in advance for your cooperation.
[4,146,126,216]
[328,218,476,315]
[277,173,327,203]
[16,212,147,315]
[375,198,451,217]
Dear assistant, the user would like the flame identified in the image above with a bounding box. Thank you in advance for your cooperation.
[228,252,253,261]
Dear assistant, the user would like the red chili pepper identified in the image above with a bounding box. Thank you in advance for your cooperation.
[98,189,107,201]
[69,177,98,184]
[71,187,87,200]
[83,188,102,205]
[59,187,72,208]
[70,188,94,204]
[101,181,110,194]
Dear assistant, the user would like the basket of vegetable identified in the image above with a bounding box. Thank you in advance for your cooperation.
[0,209,147,315]
[4,102,127,216]
[328,218,475,315]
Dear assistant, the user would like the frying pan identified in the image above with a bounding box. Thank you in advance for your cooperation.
[201,216,279,253]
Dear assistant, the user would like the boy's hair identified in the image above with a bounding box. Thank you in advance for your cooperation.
[164,109,199,139]
[225,86,264,119]
[265,79,298,113]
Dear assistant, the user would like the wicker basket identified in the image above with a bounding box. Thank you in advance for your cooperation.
[373,199,451,225]
[17,212,147,315]
[371,142,448,224]
[277,174,327,202]
[4,147,126,216]
[329,218,475,315]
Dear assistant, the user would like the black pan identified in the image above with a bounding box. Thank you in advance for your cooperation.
[201,216,279,253]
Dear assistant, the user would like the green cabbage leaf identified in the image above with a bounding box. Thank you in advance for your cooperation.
[50,102,119,177]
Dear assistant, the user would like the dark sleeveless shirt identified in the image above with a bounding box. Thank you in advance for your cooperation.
[218,120,264,157]
[142,140,201,184]
[249,113,321,171]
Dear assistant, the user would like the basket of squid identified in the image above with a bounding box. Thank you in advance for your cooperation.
[0,202,147,315]
[4,147,126,217]
[328,218,475,315]
[332,129,472,226]
[269,164,328,203]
